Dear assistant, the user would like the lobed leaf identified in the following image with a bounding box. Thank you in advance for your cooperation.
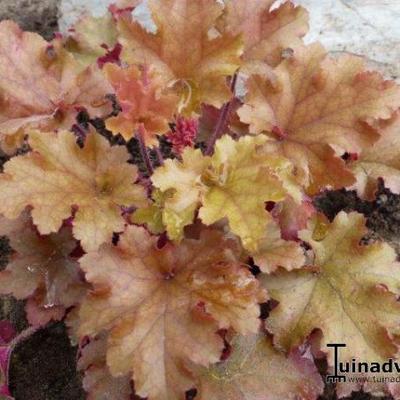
[151,147,209,241]
[152,135,292,251]
[0,21,113,153]
[0,212,86,325]
[117,0,243,113]
[252,221,306,273]
[78,226,266,400]
[0,130,147,251]
[239,44,400,194]
[130,188,166,235]
[104,63,179,146]
[199,135,288,252]
[261,212,400,364]
[65,14,119,67]
[351,114,400,199]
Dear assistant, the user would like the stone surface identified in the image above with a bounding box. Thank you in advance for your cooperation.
[58,0,155,32]
[0,0,59,39]
[59,0,400,80]
[298,0,400,80]
[58,0,115,31]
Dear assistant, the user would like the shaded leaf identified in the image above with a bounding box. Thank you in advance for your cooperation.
[0,212,85,325]
[252,221,305,273]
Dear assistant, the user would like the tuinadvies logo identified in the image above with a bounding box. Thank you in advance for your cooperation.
[327,343,400,383]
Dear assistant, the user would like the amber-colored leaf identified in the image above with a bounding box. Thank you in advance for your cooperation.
[199,135,288,252]
[78,227,266,400]
[152,135,290,251]
[239,44,400,194]
[261,212,400,364]
[151,147,210,241]
[117,0,242,113]
[193,333,323,400]
[0,212,85,323]
[220,0,309,66]
[351,114,400,199]
[78,334,132,400]
[104,63,179,145]
[0,21,112,152]
[0,130,147,252]
[252,221,305,273]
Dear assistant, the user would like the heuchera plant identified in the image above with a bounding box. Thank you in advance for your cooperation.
[0,0,400,399]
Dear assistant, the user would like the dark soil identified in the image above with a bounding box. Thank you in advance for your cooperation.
[9,323,85,400]
[315,181,400,255]
[0,0,59,40]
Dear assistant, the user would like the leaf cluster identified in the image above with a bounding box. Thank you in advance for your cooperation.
[0,1,400,399]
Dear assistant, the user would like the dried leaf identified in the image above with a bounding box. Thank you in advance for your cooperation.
[0,130,147,251]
